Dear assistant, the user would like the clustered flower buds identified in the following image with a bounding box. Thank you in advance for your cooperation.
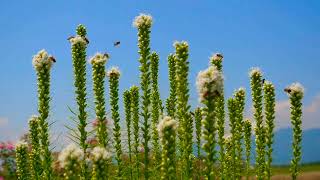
[89,53,109,65]
[107,66,121,77]
[133,13,153,28]
[32,49,55,71]
[58,144,84,168]
[196,65,224,102]
[68,36,88,45]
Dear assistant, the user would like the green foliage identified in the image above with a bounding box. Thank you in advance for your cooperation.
[16,142,30,180]
[28,116,42,180]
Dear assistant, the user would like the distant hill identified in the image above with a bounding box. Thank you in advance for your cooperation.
[272,128,320,165]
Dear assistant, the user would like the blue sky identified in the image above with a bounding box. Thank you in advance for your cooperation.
[0,0,320,143]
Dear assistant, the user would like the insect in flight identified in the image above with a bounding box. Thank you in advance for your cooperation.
[114,41,120,47]
[48,56,56,63]
[284,88,291,93]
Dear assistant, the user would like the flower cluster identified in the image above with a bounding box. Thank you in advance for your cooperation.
[32,49,55,70]
[91,147,111,162]
[107,66,121,77]
[196,65,224,102]
[158,116,178,138]
[285,82,304,97]
[68,36,88,45]
[89,53,109,65]
[58,144,84,168]
[133,13,153,28]
[249,67,263,77]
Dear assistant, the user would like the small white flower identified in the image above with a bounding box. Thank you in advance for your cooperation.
[58,144,84,168]
[89,53,109,65]
[249,67,262,77]
[32,49,54,70]
[158,116,178,138]
[210,53,224,62]
[68,35,87,45]
[285,82,304,96]
[133,13,153,28]
[91,147,111,162]
[107,66,121,77]
[196,66,224,102]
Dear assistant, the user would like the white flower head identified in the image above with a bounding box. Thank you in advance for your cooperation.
[91,147,111,162]
[196,66,224,102]
[285,82,304,96]
[32,49,54,70]
[210,53,224,62]
[58,143,84,168]
[133,13,153,28]
[249,67,263,77]
[15,141,27,150]
[107,66,121,77]
[68,35,87,45]
[89,52,109,65]
[158,116,178,138]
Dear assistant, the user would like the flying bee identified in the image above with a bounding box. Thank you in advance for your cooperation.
[114,41,121,47]
[48,56,56,63]
[284,88,291,94]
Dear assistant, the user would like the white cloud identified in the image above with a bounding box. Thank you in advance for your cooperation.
[275,94,320,130]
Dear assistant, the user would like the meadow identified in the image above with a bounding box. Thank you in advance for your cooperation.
[0,13,307,180]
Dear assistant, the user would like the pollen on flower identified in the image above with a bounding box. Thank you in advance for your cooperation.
[32,49,54,70]
[28,115,39,124]
[249,67,263,77]
[196,66,224,102]
[69,35,87,45]
[157,116,178,138]
[285,82,304,96]
[133,13,153,28]
[107,66,121,77]
[89,52,109,65]
[91,147,111,162]
[58,144,84,168]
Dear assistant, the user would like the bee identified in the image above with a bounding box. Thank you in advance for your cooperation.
[48,56,56,63]
[215,53,223,59]
[262,78,265,84]
[83,37,90,44]
[190,111,195,116]
[284,88,291,94]
[114,41,121,47]
[103,53,110,59]
[67,36,74,41]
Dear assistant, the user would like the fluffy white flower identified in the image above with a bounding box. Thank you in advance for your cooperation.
[158,116,178,138]
[285,82,304,96]
[58,144,84,168]
[89,53,109,65]
[91,147,111,162]
[196,66,224,102]
[32,49,54,70]
[69,35,87,45]
[106,66,121,77]
[133,13,153,28]
[210,53,223,62]
[249,67,263,77]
